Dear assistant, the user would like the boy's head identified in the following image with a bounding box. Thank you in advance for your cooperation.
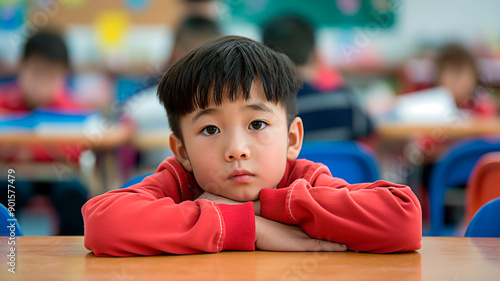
[19,30,69,108]
[171,16,221,62]
[157,36,303,201]
[436,44,478,106]
[262,15,315,67]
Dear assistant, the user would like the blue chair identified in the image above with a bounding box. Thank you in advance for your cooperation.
[0,76,15,86]
[120,172,154,189]
[428,137,500,236]
[298,141,380,183]
[0,203,23,236]
[465,198,500,237]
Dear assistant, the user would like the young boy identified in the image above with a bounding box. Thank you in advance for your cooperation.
[82,36,422,256]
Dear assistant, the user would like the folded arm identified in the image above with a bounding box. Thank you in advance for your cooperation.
[259,174,422,253]
[82,161,255,256]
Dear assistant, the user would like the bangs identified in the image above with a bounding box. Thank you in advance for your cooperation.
[158,36,301,139]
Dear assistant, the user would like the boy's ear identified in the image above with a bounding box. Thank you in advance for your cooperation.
[169,134,193,172]
[287,117,304,161]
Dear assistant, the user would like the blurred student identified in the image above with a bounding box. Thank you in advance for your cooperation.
[435,43,497,117]
[0,30,88,235]
[0,31,82,113]
[124,16,221,166]
[262,15,374,141]
[415,44,499,160]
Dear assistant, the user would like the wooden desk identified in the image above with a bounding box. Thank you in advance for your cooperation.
[1,236,499,280]
[376,118,500,140]
[0,123,134,193]
[0,122,133,149]
[132,131,170,150]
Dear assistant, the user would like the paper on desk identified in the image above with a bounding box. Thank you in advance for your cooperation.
[391,87,460,124]
[33,112,109,136]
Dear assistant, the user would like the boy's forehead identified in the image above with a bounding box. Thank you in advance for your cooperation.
[184,84,286,119]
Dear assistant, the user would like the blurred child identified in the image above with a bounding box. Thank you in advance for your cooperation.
[0,30,81,113]
[262,15,374,142]
[125,15,221,168]
[0,30,88,235]
[83,36,421,256]
[436,44,497,117]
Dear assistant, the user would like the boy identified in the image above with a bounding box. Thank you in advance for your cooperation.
[82,36,421,256]
[0,30,88,235]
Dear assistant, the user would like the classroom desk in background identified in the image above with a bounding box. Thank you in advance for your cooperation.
[375,117,500,140]
[0,237,499,281]
[0,121,134,194]
[132,130,170,150]
[0,123,132,147]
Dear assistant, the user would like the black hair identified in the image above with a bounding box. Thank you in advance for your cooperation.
[262,15,315,66]
[22,30,69,68]
[157,35,301,141]
[437,43,478,82]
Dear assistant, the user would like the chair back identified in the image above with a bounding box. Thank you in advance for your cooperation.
[466,152,500,223]
[298,141,379,184]
[428,136,500,235]
[465,197,500,237]
[0,203,23,236]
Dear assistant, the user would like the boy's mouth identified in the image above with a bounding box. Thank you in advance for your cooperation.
[228,169,254,183]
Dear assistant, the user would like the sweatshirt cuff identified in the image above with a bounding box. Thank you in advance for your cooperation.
[218,202,255,251]
[260,188,296,225]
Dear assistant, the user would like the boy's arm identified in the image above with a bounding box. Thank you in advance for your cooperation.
[198,191,348,252]
[259,170,422,253]
[82,158,255,256]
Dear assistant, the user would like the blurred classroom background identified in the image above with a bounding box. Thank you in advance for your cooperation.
[1,0,500,236]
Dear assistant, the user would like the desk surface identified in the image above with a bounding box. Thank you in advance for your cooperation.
[376,117,500,140]
[0,123,134,149]
[1,236,499,281]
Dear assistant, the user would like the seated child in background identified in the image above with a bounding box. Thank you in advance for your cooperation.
[262,15,374,142]
[0,30,88,235]
[82,36,422,256]
[436,43,497,117]
[0,30,83,113]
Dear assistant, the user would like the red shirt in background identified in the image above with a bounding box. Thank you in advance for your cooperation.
[458,87,498,118]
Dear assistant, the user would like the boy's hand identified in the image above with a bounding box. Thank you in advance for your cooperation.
[198,191,261,215]
[255,216,347,252]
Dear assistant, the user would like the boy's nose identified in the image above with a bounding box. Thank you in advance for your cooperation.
[224,137,251,161]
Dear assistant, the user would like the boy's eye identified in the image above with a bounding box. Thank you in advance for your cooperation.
[201,125,220,136]
[249,121,267,130]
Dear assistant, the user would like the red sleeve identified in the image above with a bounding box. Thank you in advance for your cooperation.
[259,162,422,253]
[82,158,255,256]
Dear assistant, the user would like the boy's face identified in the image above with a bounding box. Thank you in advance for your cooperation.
[170,82,303,202]
[438,64,476,106]
[19,55,67,107]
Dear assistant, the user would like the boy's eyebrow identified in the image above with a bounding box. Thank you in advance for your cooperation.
[191,103,272,123]
[245,103,273,113]
[192,108,218,123]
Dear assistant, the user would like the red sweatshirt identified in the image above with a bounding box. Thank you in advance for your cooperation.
[83,157,422,256]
